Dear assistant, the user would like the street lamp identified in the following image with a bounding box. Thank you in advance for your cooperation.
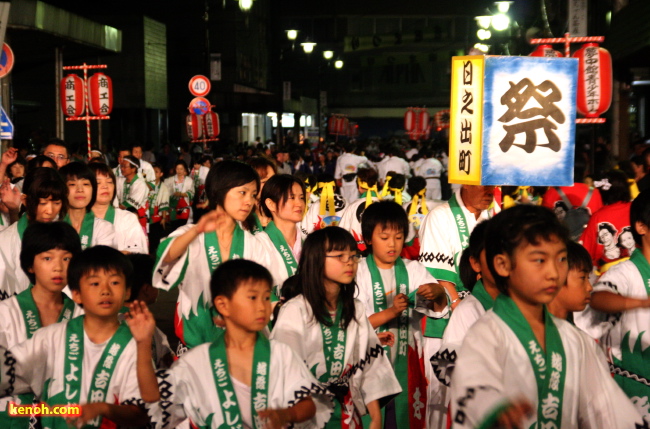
[301,40,317,54]
[334,59,344,69]
[286,29,298,41]
[491,13,510,31]
[323,50,334,60]
[238,0,253,11]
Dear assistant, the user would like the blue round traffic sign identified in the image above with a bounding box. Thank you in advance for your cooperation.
[189,97,211,115]
[0,43,15,78]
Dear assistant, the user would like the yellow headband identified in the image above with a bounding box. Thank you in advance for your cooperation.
[409,188,428,217]
[318,181,336,216]
[358,179,379,208]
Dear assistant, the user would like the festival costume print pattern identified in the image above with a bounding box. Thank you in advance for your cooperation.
[593,252,650,423]
[153,223,272,348]
[304,193,347,234]
[0,316,143,429]
[101,206,148,253]
[0,288,80,429]
[337,194,381,252]
[0,217,33,300]
[449,295,646,428]
[146,335,332,429]
[164,175,195,221]
[356,257,447,429]
[270,296,402,429]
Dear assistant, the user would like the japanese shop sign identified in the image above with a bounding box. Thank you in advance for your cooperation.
[449,55,578,186]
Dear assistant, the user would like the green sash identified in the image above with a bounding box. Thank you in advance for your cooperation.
[471,280,495,311]
[104,205,116,224]
[448,193,470,251]
[251,213,264,235]
[42,317,132,428]
[319,302,347,383]
[122,174,139,209]
[366,255,414,428]
[492,295,566,429]
[209,332,271,429]
[15,287,75,339]
[629,249,650,296]
[203,225,245,273]
[17,214,28,240]
[264,221,299,301]
[64,211,95,250]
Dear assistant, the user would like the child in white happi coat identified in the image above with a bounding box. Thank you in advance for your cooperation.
[356,201,448,429]
[450,205,644,428]
[129,259,329,429]
[272,227,402,429]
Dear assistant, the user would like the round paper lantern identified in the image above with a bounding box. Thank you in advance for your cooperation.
[87,73,113,116]
[203,111,220,138]
[573,43,612,118]
[530,44,562,57]
[60,74,85,117]
[186,114,204,140]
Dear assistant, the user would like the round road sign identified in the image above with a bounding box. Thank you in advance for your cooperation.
[188,75,211,97]
[0,43,15,78]
[188,97,211,115]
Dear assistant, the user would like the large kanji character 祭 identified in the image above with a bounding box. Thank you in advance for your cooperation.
[498,78,565,154]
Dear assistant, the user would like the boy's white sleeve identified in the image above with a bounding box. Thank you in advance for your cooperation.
[3,328,52,397]
[409,260,450,319]
[146,363,191,428]
[117,343,147,407]
[152,224,195,291]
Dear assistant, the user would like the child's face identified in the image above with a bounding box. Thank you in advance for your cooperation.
[35,196,63,222]
[496,236,568,306]
[223,180,258,222]
[555,268,593,312]
[30,248,73,292]
[272,183,305,224]
[72,269,130,318]
[324,247,359,286]
[66,178,93,210]
[368,225,404,267]
[214,279,271,332]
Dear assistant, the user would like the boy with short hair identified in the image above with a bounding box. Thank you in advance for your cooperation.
[450,205,644,428]
[0,245,149,428]
[548,241,593,322]
[356,200,448,429]
[0,222,82,428]
[128,259,330,428]
[589,189,650,424]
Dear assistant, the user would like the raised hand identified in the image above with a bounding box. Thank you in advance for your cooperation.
[124,300,156,344]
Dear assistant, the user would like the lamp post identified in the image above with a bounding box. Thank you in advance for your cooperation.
[474,1,517,55]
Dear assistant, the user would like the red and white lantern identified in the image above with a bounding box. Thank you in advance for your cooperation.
[328,115,348,136]
[434,109,450,130]
[405,107,430,139]
[418,109,430,135]
[60,74,85,117]
[203,111,220,138]
[573,43,612,118]
[186,114,204,140]
[530,44,562,57]
[404,108,416,133]
[87,73,113,116]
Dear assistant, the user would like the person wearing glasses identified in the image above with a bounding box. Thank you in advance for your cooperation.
[42,139,70,170]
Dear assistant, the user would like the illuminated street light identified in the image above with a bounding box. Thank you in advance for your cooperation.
[475,16,492,30]
[286,29,298,41]
[491,13,510,31]
[473,43,490,53]
[301,41,316,54]
[495,1,513,13]
[238,0,253,11]
[477,29,492,40]
[334,59,344,69]
[323,50,334,60]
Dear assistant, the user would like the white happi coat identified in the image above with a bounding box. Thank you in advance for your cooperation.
[334,153,368,203]
[450,311,644,428]
[87,216,117,249]
[414,158,443,201]
[0,223,30,299]
[255,227,306,293]
[1,319,143,414]
[402,199,443,245]
[271,296,402,421]
[153,224,272,338]
[337,196,381,251]
[116,175,150,210]
[111,208,148,253]
[146,339,332,429]
[303,194,348,234]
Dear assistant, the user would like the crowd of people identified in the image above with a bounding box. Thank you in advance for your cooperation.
[0,135,647,429]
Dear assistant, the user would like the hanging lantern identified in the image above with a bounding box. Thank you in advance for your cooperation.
[204,111,220,138]
[329,115,347,136]
[404,108,416,132]
[530,44,562,57]
[186,114,204,140]
[418,109,430,137]
[348,122,359,138]
[573,42,613,118]
[60,74,85,117]
[340,117,350,136]
[87,73,113,116]
[434,109,450,130]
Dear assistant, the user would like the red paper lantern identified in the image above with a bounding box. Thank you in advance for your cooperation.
[434,109,450,130]
[203,111,220,138]
[418,110,430,135]
[186,114,204,140]
[60,74,85,117]
[404,108,416,132]
[87,73,113,116]
[530,44,562,57]
[573,43,612,118]
[328,115,348,136]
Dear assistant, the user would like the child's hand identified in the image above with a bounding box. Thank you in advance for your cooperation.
[377,331,395,347]
[67,402,107,429]
[1,147,17,166]
[0,182,21,212]
[257,408,291,429]
[125,300,156,344]
[391,293,409,316]
[497,399,533,429]
[416,283,445,301]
